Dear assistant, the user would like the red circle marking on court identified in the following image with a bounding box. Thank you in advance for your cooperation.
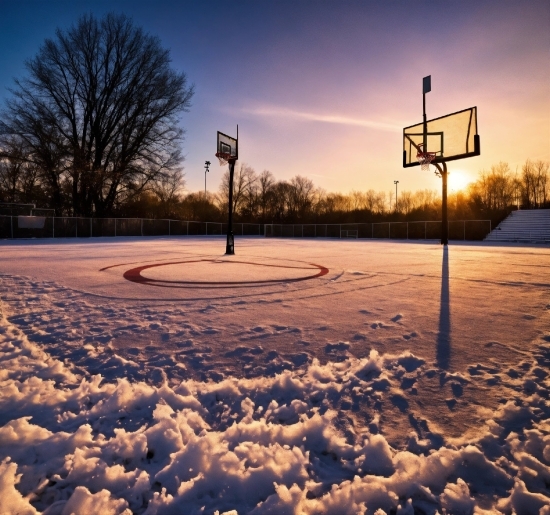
[121,259,329,288]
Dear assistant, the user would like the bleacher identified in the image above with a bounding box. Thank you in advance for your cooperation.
[484,209,550,243]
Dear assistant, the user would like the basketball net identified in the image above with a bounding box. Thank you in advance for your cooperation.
[416,144,437,172]
[215,152,232,166]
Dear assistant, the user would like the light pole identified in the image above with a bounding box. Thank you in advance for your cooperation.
[204,161,210,198]
[394,180,399,212]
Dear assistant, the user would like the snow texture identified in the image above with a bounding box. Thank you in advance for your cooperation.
[0,237,549,514]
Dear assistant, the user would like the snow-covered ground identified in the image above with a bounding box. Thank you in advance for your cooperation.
[0,236,549,515]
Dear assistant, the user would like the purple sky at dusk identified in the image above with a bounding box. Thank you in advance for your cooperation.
[0,0,548,196]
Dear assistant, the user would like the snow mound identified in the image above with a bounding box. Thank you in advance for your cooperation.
[1,312,549,514]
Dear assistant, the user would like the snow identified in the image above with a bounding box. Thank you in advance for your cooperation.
[0,236,549,514]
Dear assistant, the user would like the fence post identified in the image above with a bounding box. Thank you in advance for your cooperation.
[115,219,117,237]
[169,219,171,236]
[90,218,92,237]
[11,216,13,239]
[425,222,427,240]
[407,222,409,240]
[388,222,391,239]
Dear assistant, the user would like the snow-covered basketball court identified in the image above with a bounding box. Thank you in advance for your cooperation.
[1,237,549,514]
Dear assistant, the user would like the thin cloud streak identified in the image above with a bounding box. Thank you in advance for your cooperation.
[242,105,402,132]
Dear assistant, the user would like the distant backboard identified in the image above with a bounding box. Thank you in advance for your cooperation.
[403,106,479,167]
[217,131,238,161]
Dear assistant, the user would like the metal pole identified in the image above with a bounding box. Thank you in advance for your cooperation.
[204,161,210,198]
[394,180,399,213]
[226,160,235,254]
[435,161,449,245]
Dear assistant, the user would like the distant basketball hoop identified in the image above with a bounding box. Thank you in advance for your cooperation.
[216,130,238,166]
[216,127,239,255]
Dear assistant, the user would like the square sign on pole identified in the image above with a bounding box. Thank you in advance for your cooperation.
[423,75,431,94]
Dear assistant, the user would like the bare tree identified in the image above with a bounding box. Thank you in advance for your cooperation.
[522,159,549,208]
[288,175,316,220]
[0,13,193,216]
[470,162,514,210]
[350,190,366,211]
[257,170,275,221]
[535,160,549,207]
[218,163,257,216]
[364,189,385,214]
[268,181,292,221]
[0,140,42,203]
[398,191,413,215]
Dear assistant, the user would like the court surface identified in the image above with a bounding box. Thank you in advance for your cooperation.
[1,236,549,514]
[1,236,547,369]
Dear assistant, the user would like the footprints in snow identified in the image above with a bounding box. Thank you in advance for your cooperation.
[359,310,420,342]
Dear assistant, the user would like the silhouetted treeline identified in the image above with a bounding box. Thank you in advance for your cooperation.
[1,159,548,227]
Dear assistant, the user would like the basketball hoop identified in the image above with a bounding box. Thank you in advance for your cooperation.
[416,144,437,171]
[215,152,233,166]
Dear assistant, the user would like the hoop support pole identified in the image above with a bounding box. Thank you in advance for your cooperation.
[226,159,236,255]
[434,161,449,245]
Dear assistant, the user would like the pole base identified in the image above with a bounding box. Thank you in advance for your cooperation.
[225,232,235,255]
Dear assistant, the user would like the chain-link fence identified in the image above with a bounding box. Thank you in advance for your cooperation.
[264,220,492,241]
[0,216,263,239]
[0,216,492,241]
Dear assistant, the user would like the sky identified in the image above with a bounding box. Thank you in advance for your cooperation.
[0,0,548,196]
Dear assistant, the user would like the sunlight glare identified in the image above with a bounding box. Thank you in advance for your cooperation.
[448,170,472,192]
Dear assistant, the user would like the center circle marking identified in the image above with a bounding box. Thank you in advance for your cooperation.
[122,259,329,289]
